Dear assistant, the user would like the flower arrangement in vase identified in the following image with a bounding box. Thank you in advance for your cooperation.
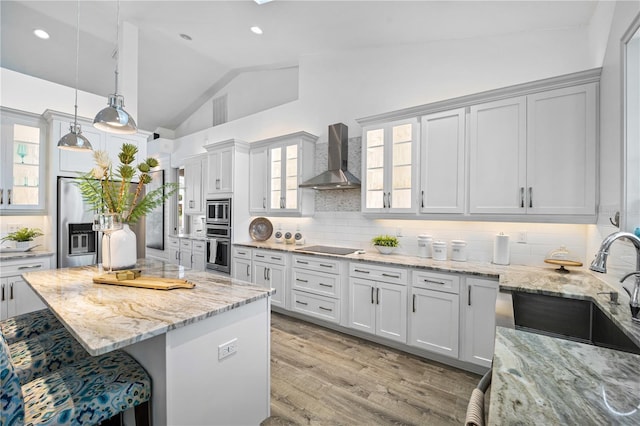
[371,235,399,255]
[76,144,178,269]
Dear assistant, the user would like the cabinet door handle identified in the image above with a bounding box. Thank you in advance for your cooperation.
[296,260,309,265]
[0,188,3,205]
[1,284,4,301]
[382,192,388,208]
[267,268,271,281]
[520,187,524,208]
[528,187,533,208]
[280,197,285,209]
[246,264,250,277]
[421,190,424,208]
[376,287,380,305]
[10,283,14,300]
[319,283,333,288]
[263,268,267,280]
[382,273,400,279]
[18,265,42,270]
[263,197,266,209]
[468,286,472,306]
[296,300,308,306]
[7,189,11,205]
[424,279,445,286]
[296,278,308,283]
[412,294,416,313]
[216,178,221,189]
[371,287,375,304]
[354,269,370,274]
[387,192,391,208]
[319,306,332,312]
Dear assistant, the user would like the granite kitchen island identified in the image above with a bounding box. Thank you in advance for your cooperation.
[21,259,273,426]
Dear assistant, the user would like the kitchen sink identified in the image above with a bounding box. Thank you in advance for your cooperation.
[512,292,640,355]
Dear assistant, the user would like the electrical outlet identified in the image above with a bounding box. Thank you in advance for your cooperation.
[517,231,528,244]
[218,338,238,360]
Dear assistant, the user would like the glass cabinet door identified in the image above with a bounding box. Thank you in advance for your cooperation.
[269,143,300,211]
[269,146,282,209]
[365,128,385,209]
[284,144,298,209]
[1,109,45,212]
[390,123,413,209]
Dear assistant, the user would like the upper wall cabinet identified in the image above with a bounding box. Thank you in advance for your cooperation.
[0,108,46,213]
[420,109,466,214]
[362,118,418,214]
[469,83,597,216]
[249,132,317,216]
[204,139,249,198]
[183,154,207,215]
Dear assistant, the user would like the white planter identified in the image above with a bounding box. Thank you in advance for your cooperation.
[102,223,137,270]
[375,245,396,255]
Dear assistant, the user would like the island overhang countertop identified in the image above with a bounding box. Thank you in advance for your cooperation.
[21,258,274,356]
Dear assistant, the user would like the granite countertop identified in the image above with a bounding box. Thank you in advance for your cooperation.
[168,233,207,241]
[0,250,55,261]
[490,327,640,425]
[21,258,273,356]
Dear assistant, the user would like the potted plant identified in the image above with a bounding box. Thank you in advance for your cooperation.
[1,227,44,250]
[371,235,399,255]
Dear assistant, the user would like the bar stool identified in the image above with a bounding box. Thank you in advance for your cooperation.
[0,309,62,344]
[1,332,152,426]
[9,327,90,384]
[465,368,492,426]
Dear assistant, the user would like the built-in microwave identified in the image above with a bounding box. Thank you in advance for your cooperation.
[206,198,230,225]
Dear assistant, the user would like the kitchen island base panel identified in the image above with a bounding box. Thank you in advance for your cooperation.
[124,299,271,426]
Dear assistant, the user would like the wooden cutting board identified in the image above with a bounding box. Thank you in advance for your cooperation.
[92,274,195,290]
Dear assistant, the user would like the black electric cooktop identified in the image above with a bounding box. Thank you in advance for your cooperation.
[295,245,359,256]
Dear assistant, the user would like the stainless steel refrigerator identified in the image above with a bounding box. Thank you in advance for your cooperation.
[57,176,145,268]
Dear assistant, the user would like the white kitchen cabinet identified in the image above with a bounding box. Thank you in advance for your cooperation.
[205,143,236,196]
[232,246,252,282]
[460,277,498,368]
[191,240,206,271]
[252,250,287,308]
[409,270,460,357]
[0,256,50,320]
[168,236,180,266]
[420,108,466,214]
[184,155,206,214]
[0,108,46,212]
[348,263,407,343]
[291,255,342,324]
[249,132,317,216]
[249,147,268,214]
[525,84,597,215]
[469,83,596,217]
[179,239,193,269]
[362,118,418,214]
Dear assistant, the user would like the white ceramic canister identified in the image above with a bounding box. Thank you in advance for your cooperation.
[451,239,468,262]
[432,241,447,261]
[417,234,433,258]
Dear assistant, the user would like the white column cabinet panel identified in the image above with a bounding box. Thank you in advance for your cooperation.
[461,277,498,368]
[526,84,597,215]
[469,97,527,214]
[420,108,466,213]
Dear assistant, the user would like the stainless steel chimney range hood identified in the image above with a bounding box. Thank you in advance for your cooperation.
[299,123,361,190]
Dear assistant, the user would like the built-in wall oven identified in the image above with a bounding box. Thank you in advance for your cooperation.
[206,198,232,274]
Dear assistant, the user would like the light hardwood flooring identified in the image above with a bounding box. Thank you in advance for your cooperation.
[263,313,481,426]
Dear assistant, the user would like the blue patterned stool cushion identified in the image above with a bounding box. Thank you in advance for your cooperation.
[0,309,63,345]
[22,350,151,425]
[0,331,25,425]
[10,327,90,385]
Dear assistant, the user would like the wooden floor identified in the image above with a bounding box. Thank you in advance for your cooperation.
[263,313,481,426]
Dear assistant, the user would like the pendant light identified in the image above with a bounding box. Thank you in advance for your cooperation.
[93,0,137,134]
[58,0,92,151]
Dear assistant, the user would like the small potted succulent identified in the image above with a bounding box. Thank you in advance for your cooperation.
[371,235,399,255]
[1,227,44,249]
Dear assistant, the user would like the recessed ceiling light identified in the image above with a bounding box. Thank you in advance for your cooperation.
[33,29,50,39]
[250,26,263,35]
[254,0,273,4]
[179,33,192,41]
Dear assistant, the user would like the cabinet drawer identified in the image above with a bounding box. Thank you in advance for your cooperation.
[1,258,51,277]
[349,262,407,285]
[292,255,340,274]
[192,240,206,254]
[233,247,252,260]
[253,250,286,265]
[412,270,460,294]
[292,269,339,298]
[168,237,180,249]
[180,239,193,250]
[291,290,340,324]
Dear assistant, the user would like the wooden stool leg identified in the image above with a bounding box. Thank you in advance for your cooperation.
[134,401,151,426]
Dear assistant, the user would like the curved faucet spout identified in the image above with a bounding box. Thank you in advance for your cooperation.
[589,232,640,274]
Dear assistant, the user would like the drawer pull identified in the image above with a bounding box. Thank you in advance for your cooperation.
[319,283,333,288]
[255,254,265,258]
[296,260,309,264]
[319,264,333,268]
[319,306,332,312]
[271,257,282,261]
[296,300,309,306]
[296,278,309,283]
[354,269,370,274]
[424,279,445,286]
[238,251,246,255]
[18,265,42,270]
[382,273,400,278]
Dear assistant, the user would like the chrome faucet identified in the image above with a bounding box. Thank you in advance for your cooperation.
[590,231,640,322]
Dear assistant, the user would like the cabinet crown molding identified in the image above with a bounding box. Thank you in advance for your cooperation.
[204,138,249,152]
[249,131,318,149]
[357,67,602,126]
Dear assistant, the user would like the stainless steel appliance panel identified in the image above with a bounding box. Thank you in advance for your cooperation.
[206,198,231,225]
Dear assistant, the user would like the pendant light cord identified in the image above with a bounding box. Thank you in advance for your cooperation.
[114,0,120,94]
[73,0,80,125]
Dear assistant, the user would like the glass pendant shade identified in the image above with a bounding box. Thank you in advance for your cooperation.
[93,93,137,134]
[58,123,93,151]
